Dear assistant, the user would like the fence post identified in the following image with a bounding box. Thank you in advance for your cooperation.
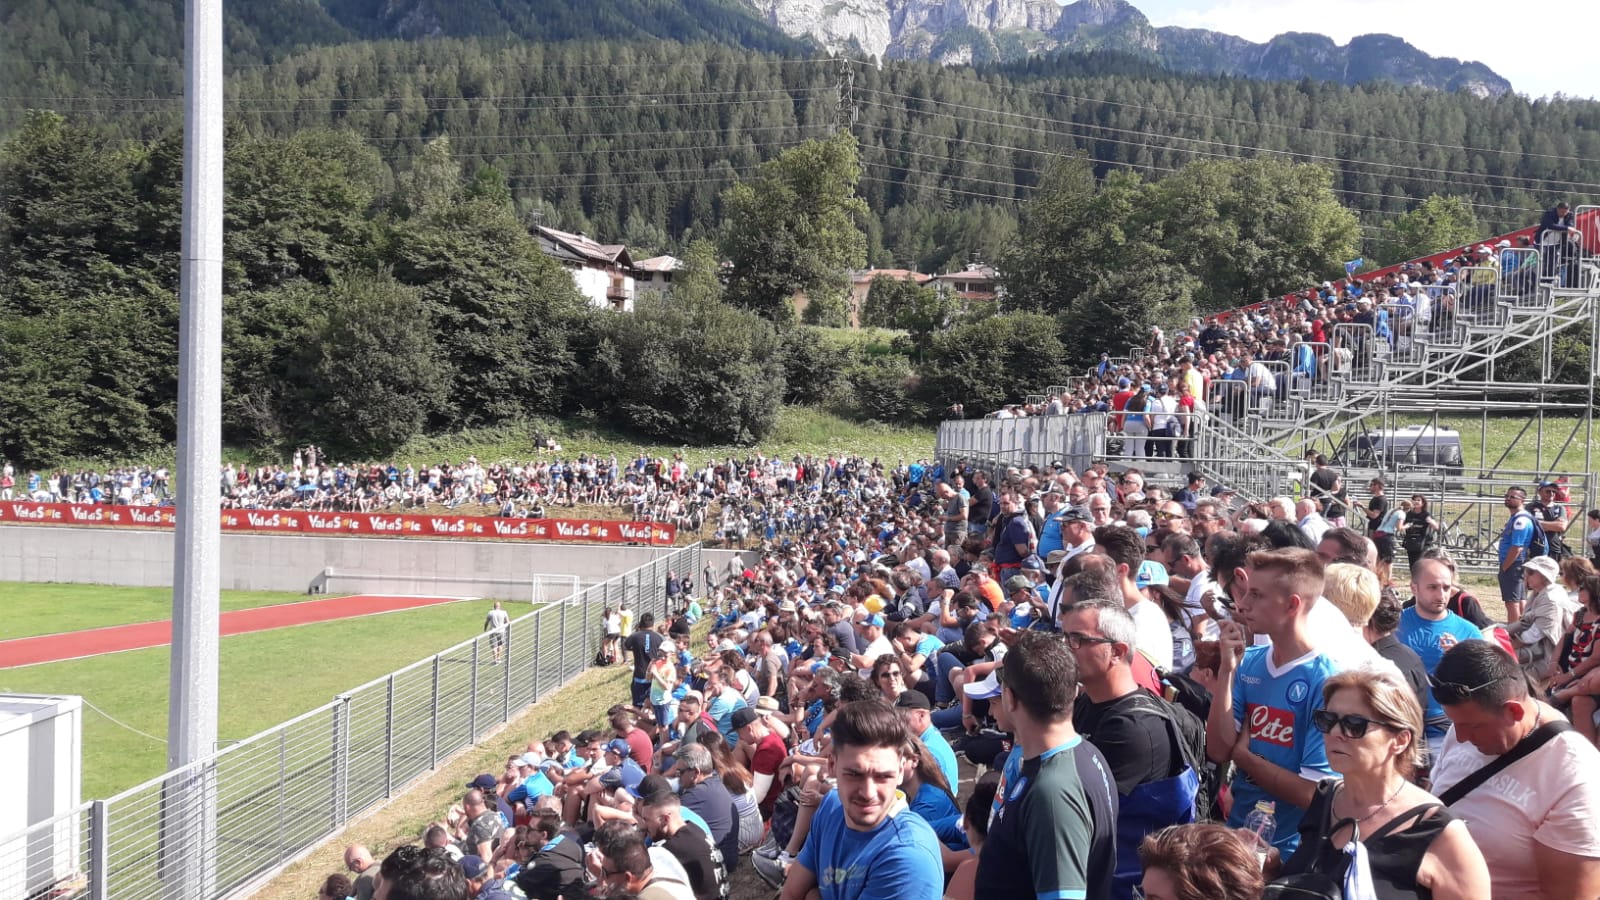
[429,655,440,768]
[331,696,350,828]
[531,609,541,701]
[89,800,108,900]
[274,729,288,862]
[501,623,512,722]
[384,674,395,798]
[469,639,480,740]
[559,599,569,680]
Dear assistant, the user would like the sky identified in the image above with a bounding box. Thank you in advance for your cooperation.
[1132,0,1598,100]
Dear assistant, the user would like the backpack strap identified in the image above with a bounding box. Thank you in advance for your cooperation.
[1438,720,1571,806]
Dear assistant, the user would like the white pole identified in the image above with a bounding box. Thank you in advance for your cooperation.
[166,0,223,891]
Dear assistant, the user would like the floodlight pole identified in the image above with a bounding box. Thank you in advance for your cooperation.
[165,0,223,892]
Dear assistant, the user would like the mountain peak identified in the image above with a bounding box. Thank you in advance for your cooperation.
[741,0,1511,93]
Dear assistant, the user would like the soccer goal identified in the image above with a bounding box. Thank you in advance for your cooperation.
[530,572,582,606]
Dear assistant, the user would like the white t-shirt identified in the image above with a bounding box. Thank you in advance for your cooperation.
[1128,598,1175,671]
[1432,721,1600,899]
[856,635,894,678]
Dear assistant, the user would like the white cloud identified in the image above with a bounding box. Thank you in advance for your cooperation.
[1131,0,1599,99]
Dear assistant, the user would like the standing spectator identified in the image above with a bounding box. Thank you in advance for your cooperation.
[624,614,663,708]
[1307,454,1347,527]
[1062,598,1197,900]
[1280,668,1490,897]
[482,602,510,665]
[967,471,994,541]
[1498,486,1539,624]
[1200,548,1338,854]
[779,702,944,900]
[1399,557,1488,760]
[1528,480,1574,560]
[1432,640,1600,898]
[1402,495,1440,574]
[976,631,1117,899]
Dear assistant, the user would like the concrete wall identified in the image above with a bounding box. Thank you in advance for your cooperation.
[0,527,687,601]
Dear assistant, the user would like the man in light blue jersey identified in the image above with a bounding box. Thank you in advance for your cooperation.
[1201,547,1339,855]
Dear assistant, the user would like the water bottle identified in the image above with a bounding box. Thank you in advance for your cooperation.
[1242,800,1277,867]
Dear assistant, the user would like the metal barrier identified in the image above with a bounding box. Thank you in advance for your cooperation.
[1331,322,1381,385]
[936,413,1105,476]
[0,543,704,900]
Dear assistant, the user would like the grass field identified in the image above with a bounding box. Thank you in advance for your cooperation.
[0,583,516,798]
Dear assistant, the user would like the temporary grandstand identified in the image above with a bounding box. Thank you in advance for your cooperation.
[938,206,1600,572]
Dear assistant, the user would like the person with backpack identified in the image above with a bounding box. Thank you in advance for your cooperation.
[1528,480,1575,562]
[1061,598,1201,900]
[1498,486,1543,624]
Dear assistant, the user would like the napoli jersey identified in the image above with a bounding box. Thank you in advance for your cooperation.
[1228,645,1339,853]
[1398,608,1484,735]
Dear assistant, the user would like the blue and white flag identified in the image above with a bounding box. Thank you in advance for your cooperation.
[1344,257,1364,276]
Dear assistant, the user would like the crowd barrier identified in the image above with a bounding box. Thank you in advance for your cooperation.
[0,543,703,900]
[0,501,677,546]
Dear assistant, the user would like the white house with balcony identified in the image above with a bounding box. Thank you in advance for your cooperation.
[534,226,636,311]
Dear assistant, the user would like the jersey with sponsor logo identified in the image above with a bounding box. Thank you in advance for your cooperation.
[1227,644,1339,854]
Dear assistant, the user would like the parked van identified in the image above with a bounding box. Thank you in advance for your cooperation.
[1337,425,1464,476]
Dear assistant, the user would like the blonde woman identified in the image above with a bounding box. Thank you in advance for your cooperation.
[1280,667,1490,898]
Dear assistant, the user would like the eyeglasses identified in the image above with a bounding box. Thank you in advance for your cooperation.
[1063,632,1117,650]
[1427,672,1498,705]
[1311,709,1400,739]
[878,670,902,679]
[1155,512,1186,521]
[601,865,628,880]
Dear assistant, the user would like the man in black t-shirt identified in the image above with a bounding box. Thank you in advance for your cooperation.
[1062,598,1199,899]
[967,470,995,540]
[623,612,661,708]
[636,788,728,900]
[1307,455,1347,526]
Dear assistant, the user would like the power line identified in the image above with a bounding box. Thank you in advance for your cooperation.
[856,58,1600,167]
[859,88,1588,201]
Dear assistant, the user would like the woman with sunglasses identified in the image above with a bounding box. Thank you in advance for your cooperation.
[870,654,909,702]
[1280,668,1489,899]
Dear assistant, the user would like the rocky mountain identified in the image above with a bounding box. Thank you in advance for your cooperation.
[741,0,1511,94]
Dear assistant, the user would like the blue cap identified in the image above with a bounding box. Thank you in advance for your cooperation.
[1135,560,1170,589]
[865,613,885,628]
[603,739,631,758]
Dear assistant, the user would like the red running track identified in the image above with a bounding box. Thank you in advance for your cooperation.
[0,594,466,669]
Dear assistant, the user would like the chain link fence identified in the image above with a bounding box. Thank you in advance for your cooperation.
[0,543,702,900]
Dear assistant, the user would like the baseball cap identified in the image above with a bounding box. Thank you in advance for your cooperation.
[1004,575,1034,594]
[466,774,497,792]
[1538,480,1558,490]
[460,855,489,880]
[517,752,542,768]
[894,690,932,710]
[1135,560,1170,590]
[1061,507,1092,523]
[1210,485,1237,496]
[603,739,631,758]
[829,646,853,663]
[680,689,704,704]
[1021,555,1046,572]
[634,773,673,801]
[730,708,760,730]
[864,613,885,628]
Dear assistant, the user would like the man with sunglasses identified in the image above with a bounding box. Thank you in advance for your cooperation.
[1430,639,1600,899]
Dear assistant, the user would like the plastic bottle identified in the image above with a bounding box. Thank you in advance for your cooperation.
[1242,800,1277,867]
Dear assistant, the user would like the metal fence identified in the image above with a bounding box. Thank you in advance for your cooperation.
[0,543,702,900]
[936,413,1106,475]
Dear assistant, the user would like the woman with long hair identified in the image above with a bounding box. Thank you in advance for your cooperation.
[694,731,764,854]
[899,735,962,849]
[1280,667,1489,898]
[869,653,908,702]
[1549,572,1600,743]
[1401,495,1440,573]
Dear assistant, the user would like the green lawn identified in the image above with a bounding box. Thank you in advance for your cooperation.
[0,584,314,640]
[0,584,516,798]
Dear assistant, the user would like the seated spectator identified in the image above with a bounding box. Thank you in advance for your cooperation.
[376,845,468,900]
[634,787,727,900]
[591,820,694,900]
[1432,639,1600,897]
[1509,556,1579,686]
[778,701,944,900]
[513,813,585,900]
[317,873,353,900]
[1137,824,1264,900]
[674,742,741,872]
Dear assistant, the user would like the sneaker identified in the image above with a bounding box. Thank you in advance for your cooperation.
[752,849,788,889]
[754,833,780,859]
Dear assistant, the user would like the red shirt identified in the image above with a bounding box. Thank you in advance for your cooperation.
[750,731,788,814]
[624,727,653,773]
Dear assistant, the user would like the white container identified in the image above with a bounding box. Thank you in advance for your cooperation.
[0,694,84,898]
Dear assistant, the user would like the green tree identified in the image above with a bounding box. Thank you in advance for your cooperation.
[670,238,725,306]
[294,271,447,457]
[1378,194,1481,264]
[720,134,869,322]
[919,312,1069,414]
[1060,250,1197,367]
[997,155,1105,315]
[587,292,786,443]
[1143,158,1360,310]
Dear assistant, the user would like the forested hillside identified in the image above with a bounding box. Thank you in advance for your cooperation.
[8,36,1600,274]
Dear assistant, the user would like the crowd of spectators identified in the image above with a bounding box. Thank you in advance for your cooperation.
[327,453,1600,900]
[967,211,1583,463]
